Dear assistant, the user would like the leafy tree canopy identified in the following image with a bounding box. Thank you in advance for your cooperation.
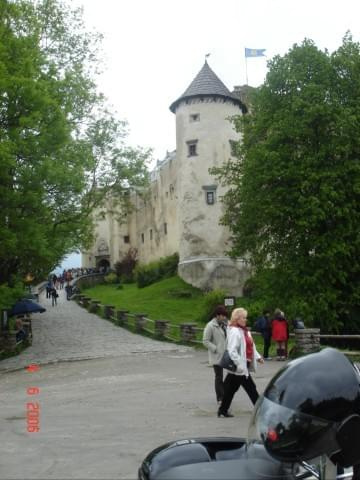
[212,35,360,331]
[0,0,150,287]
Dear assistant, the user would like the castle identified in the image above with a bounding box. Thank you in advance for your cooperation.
[81,61,250,295]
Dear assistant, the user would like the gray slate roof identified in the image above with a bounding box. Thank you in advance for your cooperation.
[170,61,246,113]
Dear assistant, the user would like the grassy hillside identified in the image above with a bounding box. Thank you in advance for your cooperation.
[83,276,207,325]
[83,276,292,356]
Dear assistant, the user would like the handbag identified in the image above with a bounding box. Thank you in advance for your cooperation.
[218,350,237,372]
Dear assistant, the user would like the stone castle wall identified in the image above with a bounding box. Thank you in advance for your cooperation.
[82,76,250,295]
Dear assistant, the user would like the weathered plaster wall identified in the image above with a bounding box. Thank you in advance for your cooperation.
[175,98,242,259]
[128,151,179,264]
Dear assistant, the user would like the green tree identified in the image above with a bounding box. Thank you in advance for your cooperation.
[0,0,150,286]
[212,36,360,331]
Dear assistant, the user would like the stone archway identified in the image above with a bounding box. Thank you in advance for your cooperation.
[97,258,110,272]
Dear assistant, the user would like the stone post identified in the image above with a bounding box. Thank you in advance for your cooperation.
[180,323,197,343]
[134,314,147,333]
[104,305,115,320]
[154,320,169,338]
[294,328,320,355]
[116,310,129,327]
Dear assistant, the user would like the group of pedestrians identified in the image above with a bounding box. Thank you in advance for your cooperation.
[203,305,264,418]
[203,305,289,418]
[255,308,289,360]
[45,270,75,306]
[45,278,59,306]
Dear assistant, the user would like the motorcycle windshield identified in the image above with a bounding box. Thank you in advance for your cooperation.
[248,396,340,462]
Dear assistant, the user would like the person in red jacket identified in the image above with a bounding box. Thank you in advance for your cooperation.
[271,308,289,360]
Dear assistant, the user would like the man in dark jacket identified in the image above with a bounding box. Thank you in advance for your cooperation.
[255,310,272,360]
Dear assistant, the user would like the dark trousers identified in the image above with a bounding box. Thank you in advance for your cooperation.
[219,372,259,414]
[213,365,224,402]
[263,334,271,358]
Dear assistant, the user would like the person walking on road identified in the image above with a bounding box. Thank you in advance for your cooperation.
[203,305,228,405]
[51,287,59,307]
[272,308,289,360]
[255,309,272,360]
[65,283,73,301]
[218,308,264,418]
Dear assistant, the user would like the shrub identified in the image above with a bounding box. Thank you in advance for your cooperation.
[114,248,138,283]
[0,283,24,311]
[238,298,270,330]
[158,253,179,277]
[135,253,179,288]
[104,273,118,284]
[198,289,227,324]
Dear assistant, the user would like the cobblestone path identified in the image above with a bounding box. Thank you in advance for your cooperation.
[0,288,191,372]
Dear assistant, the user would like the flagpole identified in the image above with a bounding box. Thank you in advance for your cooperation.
[245,55,248,85]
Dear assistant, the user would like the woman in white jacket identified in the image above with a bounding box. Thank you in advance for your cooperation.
[218,308,263,418]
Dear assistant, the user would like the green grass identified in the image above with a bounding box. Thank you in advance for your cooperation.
[83,276,206,325]
[82,276,296,355]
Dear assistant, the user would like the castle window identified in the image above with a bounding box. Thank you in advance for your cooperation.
[164,222,167,235]
[206,191,215,205]
[202,185,217,205]
[150,229,153,240]
[189,113,200,122]
[187,139,198,157]
[141,233,144,243]
[124,235,130,243]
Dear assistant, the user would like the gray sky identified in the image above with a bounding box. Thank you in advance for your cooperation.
[72,0,360,163]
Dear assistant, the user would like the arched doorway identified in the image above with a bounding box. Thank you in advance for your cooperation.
[97,258,110,272]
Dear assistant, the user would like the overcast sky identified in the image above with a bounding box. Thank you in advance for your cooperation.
[72,0,360,164]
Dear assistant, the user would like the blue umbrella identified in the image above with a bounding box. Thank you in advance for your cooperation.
[9,299,46,317]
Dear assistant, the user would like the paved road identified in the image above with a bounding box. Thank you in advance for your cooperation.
[0,288,191,372]
[0,288,284,479]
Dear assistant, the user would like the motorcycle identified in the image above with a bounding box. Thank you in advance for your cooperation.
[138,348,360,480]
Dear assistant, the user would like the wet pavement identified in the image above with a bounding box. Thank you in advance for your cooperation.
[0,288,283,479]
[0,288,191,372]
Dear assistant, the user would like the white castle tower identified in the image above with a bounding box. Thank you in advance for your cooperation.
[169,61,249,294]
[82,61,250,295]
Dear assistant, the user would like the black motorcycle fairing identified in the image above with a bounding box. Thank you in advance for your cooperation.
[138,437,293,480]
[250,348,360,465]
[263,348,360,422]
[248,396,340,462]
[146,458,293,480]
[139,438,243,480]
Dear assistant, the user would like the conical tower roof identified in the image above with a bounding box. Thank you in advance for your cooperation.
[170,61,246,113]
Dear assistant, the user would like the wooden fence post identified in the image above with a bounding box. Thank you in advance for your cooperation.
[134,313,147,333]
[89,300,101,313]
[104,305,115,320]
[116,310,129,327]
[154,320,169,338]
[180,323,197,342]
[82,297,91,308]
